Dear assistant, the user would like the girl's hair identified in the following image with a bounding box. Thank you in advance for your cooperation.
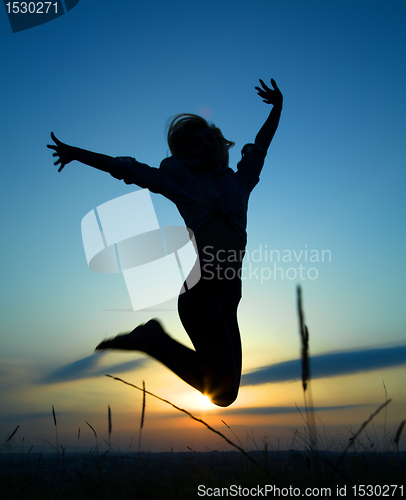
[167,114,235,168]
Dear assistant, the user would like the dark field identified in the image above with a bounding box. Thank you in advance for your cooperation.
[1,450,405,499]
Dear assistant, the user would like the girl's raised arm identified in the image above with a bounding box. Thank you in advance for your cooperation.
[47,132,113,173]
[254,78,283,152]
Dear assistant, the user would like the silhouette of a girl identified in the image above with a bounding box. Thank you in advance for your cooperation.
[48,78,283,406]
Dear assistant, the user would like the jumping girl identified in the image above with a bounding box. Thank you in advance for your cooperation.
[48,78,283,407]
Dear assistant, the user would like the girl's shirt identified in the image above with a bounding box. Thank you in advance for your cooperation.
[109,144,267,247]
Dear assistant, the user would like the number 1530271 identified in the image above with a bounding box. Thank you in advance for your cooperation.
[5,2,58,14]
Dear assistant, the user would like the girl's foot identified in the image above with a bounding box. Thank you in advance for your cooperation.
[95,319,166,352]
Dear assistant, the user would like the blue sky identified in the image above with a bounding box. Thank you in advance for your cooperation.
[1,0,405,452]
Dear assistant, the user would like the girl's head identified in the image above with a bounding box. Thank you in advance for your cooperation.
[167,114,234,170]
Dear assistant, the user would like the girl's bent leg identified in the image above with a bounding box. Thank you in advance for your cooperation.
[178,277,242,407]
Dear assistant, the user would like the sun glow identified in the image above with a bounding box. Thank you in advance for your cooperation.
[199,394,212,408]
[185,392,216,412]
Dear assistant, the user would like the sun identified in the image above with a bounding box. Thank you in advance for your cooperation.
[191,392,214,411]
[179,390,218,412]
[200,394,212,408]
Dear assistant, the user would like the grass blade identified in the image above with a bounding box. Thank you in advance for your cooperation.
[108,404,112,451]
[332,398,392,476]
[140,380,146,430]
[394,420,405,451]
[0,425,20,453]
[86,421,98,456]
[138,381,146,454]
[297,285,309,392]
[52,406,59,463]
[106,374,273,477]
[296,286,317,452]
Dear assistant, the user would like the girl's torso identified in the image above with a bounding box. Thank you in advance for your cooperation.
[195,215,245,281]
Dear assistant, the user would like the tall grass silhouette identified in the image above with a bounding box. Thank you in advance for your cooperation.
[394,420,405,451]
[108,404,112,451]
[86,420,98,456]
[296,285,318,453]
[52,406,59,464]
[0,425,19,454]
[138,380,146,454]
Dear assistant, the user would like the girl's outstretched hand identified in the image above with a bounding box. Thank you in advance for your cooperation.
[47,132,74,172]
[255,78,283,108]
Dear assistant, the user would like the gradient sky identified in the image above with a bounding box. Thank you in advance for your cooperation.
[1,0,405,453]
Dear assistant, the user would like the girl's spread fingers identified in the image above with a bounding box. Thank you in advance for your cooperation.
[259,79,270,91]
[271,79,280,91]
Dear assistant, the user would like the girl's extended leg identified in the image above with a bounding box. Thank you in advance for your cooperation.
[96,318,206,395]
